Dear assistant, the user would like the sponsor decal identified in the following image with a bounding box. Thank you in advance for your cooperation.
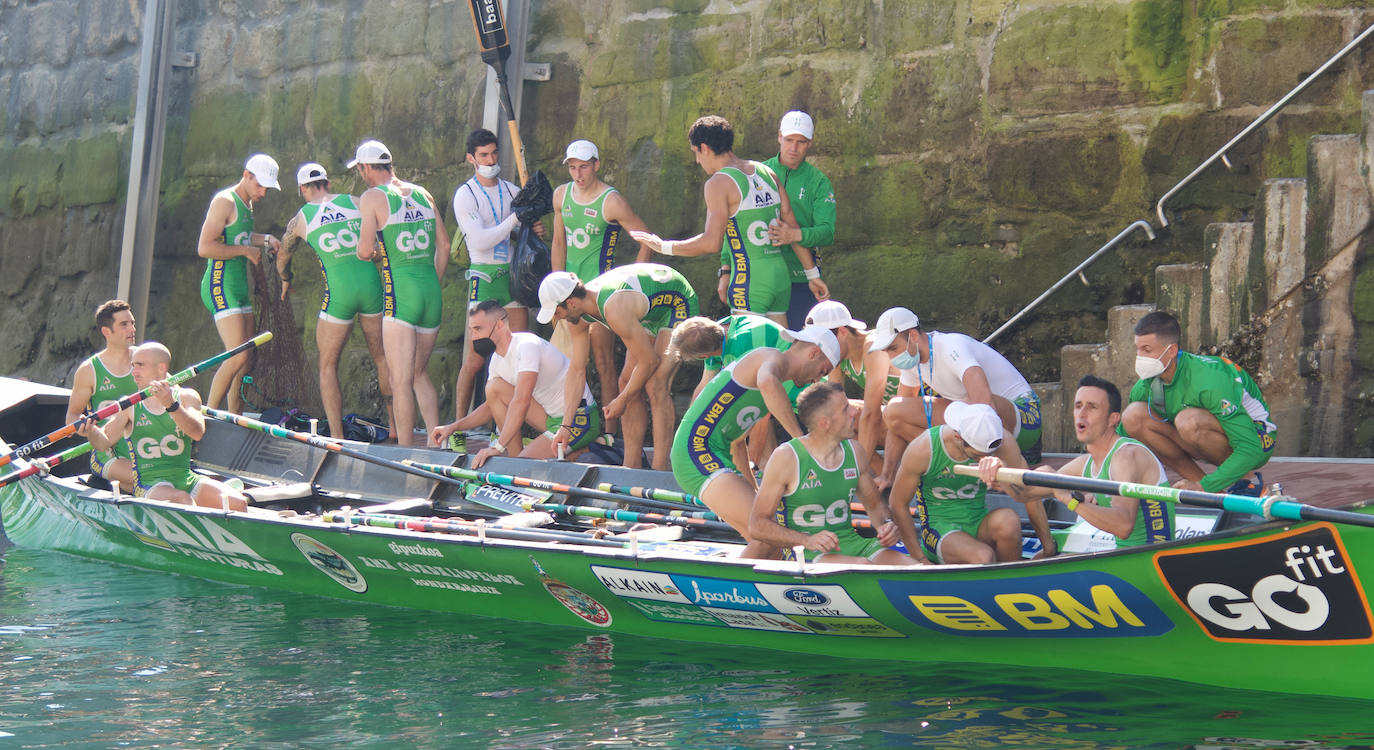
[387,541,443,558]
[532,557,611,627]
[355,555,522,592]
[757,583,868,617]
[592,568,689,603]
[292,533,366,592]
[625,599,721,625]
[791,616,904,638]
[704,608,812,633]
[1155,523,1373,644]
[880,571,1172,637]
[112,506,283,576]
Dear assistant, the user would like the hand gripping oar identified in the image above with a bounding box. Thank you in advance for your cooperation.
[0,332,273,470]
[517,500,738,536]
[0,442,93,490]
[403,461,723,520]
[953,464,1374,529]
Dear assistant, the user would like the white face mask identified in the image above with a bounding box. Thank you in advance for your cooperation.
[476,164,501,179]
[1134,344,1173,379]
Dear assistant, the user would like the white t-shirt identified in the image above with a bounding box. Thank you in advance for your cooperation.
[453,177,520,265]
[897,331,1033,402]
[488,332,593,418]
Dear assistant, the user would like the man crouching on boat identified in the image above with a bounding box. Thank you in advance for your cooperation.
[77,343,248,512]
[887,401,1056,564]
[746,382,918,564]
[980,375,1174,548]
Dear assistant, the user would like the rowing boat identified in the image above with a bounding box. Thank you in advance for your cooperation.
[3,376,1373,700]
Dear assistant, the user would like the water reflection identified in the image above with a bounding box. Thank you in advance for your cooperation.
[1,544,1372,749]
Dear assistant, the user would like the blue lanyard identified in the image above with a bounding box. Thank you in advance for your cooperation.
[475,179,507,224]
[914,333,934,429]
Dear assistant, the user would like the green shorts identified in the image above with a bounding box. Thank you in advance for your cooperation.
[467,263,520,310]
[725,249,790,317]
[89,446,129,478]
[321,262,384,323]
[784,531,884,562]
[641,286,700,336]
[919,501,990,563]
[544,401,604,452]
[670,436,737,497]
[134,470,203,498]
[382,264,443,331]
[1014,392,1042,452]
[201,259,252,319]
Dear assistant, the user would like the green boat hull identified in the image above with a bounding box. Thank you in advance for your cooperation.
[5,470,1374,700]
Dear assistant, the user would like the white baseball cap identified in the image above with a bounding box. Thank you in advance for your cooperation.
[779,111,814,140]
[563,139,599,163]
[788,325,842,368]
[295,162,328,187]
[536,271,581,324]
[867,307,921,353]
[944,401,1005,455]
[245,153,280,190]
[346,139,392,168]
[806,300,867,332]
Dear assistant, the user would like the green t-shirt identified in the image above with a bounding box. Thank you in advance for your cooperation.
[302,195,369,272]
[1124,352,1273,493]
[917,425,988,526]
[89,353,136,460]
[559,185,622,281]
[126,396,194,490]
[205,187,253,283]
[762,156,836,282]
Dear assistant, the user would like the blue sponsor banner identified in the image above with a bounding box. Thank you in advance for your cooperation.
[668,574,776,612]
[879,571,1173,638]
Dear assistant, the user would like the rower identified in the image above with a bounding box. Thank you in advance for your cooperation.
[805,300,901,479]
[748,382,917,564]
[65,300,139,492]
[887,401,1057,564]
[669,326,841,556]
[77,343,248,512]
[668,314,790,399]
[982,375,1175,547]
[430,301,602,467]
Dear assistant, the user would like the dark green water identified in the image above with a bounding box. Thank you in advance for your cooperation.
[2,539,1373,749]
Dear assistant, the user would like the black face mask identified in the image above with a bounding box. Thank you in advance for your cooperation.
[472,337,497,358]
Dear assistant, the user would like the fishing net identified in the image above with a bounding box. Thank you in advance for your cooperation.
[245,252,321,414]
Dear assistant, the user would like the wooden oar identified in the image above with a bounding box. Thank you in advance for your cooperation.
[403,461,724,520]
[0,442,94,490]
[0,332,273,470]
[322,510,625,548]
[953,464,1374,529]
[517,500,738,535]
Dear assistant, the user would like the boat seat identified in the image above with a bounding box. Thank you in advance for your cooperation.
[355,497,432,514]
[243,482,316,504]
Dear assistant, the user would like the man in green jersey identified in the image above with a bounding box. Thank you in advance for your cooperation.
[668,313,790,399]
[551,139,651,421]
[537,264,698,470]
[807,300,902,476]
[65,300,139,491]
[277,162,391,442]
[887,401,1057,564]
[749,382,915,564]
[431,301,603,467]
[982,375,1173,548]
[669,327,841,553]
[629,115,828,325]
[78,343,248,512]
[763,111,837,330]
[1121,311,1276,496]
[354,140,451,447]
[197,153,282,413]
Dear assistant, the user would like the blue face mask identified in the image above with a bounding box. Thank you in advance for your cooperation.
[890,345,919,371]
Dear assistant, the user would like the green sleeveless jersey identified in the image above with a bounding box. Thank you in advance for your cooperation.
[719,164,784,265]
[302,195,369,272]
[915,426,987,523]
[776,438,860,535]
[125,395,193,489]
[584,263,696,331]
[1082,436,1174,547]
[560,185,622,281]
[376,184,438,268]
[839,357,900,404]
[675,360,769,468]
[88,353,136,460]
[703,315,790,371]
[207,187,253,278]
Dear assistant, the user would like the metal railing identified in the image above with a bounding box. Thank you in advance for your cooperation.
[983,22,1374,346]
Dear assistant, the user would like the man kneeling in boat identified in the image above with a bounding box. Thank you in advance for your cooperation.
[747,382,917,564]
[77,343,248,512]
[981,375,1174,549]
[888,401,1057,564]
[432,301,602,467]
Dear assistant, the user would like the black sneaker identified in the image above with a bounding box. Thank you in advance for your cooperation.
[1226,472,1263,497]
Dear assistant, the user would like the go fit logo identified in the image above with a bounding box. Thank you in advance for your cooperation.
[1154,524,1374,644]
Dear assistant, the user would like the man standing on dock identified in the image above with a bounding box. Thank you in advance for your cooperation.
[763,111,837,330]
[66,300,139,491]
[197,153,282,413]
[1120,311,1276,496]
[629,115,827,325]
[354,139,450,447]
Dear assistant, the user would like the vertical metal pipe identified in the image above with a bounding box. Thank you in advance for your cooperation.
[116,0,176,319]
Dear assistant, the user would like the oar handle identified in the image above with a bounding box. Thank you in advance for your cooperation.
[0,442,94,489]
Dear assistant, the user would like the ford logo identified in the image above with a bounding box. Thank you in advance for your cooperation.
[784,588,829,606]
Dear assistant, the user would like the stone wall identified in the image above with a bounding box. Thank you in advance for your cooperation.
[4,0,1374,441]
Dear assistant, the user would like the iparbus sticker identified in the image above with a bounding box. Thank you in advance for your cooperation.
[1155,523,1373,644]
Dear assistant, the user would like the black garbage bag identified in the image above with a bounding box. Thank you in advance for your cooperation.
[511,170,553,226]
[508,223,551,308]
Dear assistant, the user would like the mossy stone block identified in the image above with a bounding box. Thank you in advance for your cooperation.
[882,1,958,52]
[760,0,870,56]
[1215,16,1344,107]
[586,14,750,87]
[985,130,1125,213]
[868,49,982,153]
[61,131,124,207]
